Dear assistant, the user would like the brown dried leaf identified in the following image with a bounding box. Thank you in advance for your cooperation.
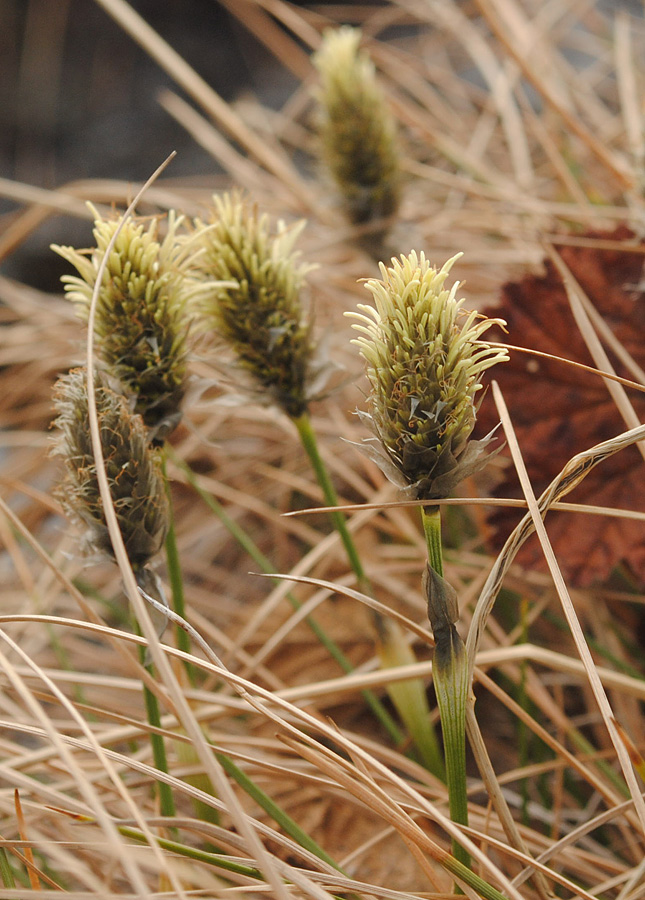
[479,227,645,586]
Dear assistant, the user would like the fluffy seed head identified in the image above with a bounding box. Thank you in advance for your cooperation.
[52,209,196,440]
[194,193,317,418]
[347,251,508,499]
[51,368,169,568]
[313,27,400,233]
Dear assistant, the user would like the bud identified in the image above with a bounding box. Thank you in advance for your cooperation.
[51,368,169,568]
[347,251,508,499]
[52,209,197,441]
[313,27,400,239]
[193,193,319,418]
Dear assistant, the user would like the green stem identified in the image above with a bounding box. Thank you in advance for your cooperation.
[162,454,194,684]
[216,753,342,872]
[119,825,262,878]
[422,505,443,577]
[422,506,470,878]
[135,633,176,823]
[294,412,443,777]
[442,854,511,900]
[120,819,506,900]
[293,412,367,589]
[143,685,177,822]
[0,847,15,890]
[432,632,470,872]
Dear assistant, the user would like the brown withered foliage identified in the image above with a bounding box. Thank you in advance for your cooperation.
[479,227,645,586]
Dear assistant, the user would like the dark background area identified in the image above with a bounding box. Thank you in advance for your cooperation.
[0,0,346,287]
[1,0,308,188]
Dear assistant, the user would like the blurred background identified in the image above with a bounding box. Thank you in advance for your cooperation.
[0,0,349,288]
[2,0,643,291]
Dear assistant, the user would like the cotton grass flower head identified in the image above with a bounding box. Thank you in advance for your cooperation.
[52,208,197,441]
[313,27,401,239]
[194,193,319,419]
[51,367,169,569]
[347,251,508,500]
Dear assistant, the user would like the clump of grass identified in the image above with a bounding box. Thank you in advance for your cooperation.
[2,1,645,897]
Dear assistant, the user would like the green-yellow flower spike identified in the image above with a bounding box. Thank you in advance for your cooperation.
[313,27,400,233]
[52,209,197,441]
[347,251,508,500]
[194,193,317,419]
[52,368,169,569]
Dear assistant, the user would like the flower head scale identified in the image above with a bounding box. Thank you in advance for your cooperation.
[347,251,508,500]
[313,27,400,235]
[52,208,197,441]
[52,367,169,568]
[194,193,318,418]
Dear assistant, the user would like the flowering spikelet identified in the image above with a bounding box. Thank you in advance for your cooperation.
[52,209,195,440]
[194,193,317,418]
[313,27,400,231]
[52,368,168,568]
[347,252,508,499]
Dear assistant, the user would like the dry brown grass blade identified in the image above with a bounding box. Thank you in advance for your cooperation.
[0,632,154,894]
[219,0,312,80]
[487,380,645,836]
[545,242,645,453]
[614,13,645,185]
[14,789,44,890]
[466,417,645,677]
[473,0,632,187]
[158,90,271,192]
[281,731,524,900]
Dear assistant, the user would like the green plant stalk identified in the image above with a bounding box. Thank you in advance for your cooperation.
[422,506,470,874]
[119,820,508,900]
[0,846,15,889]
[442,854,510,900]
[168,447,406,749]
[216,752,343,872]
[433,630,470,871]
[161,454,195,684]
[162,455,408,872]
[293,413,367,585]
[294,411,443,777]
[136,640,176,823]
[119,825,262,878]
[377,618,445,777]
[422,505,443,577]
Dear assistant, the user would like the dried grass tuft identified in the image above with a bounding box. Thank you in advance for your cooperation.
[1,1,645,897]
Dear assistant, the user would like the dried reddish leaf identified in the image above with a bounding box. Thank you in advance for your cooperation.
[478,227,645,586]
